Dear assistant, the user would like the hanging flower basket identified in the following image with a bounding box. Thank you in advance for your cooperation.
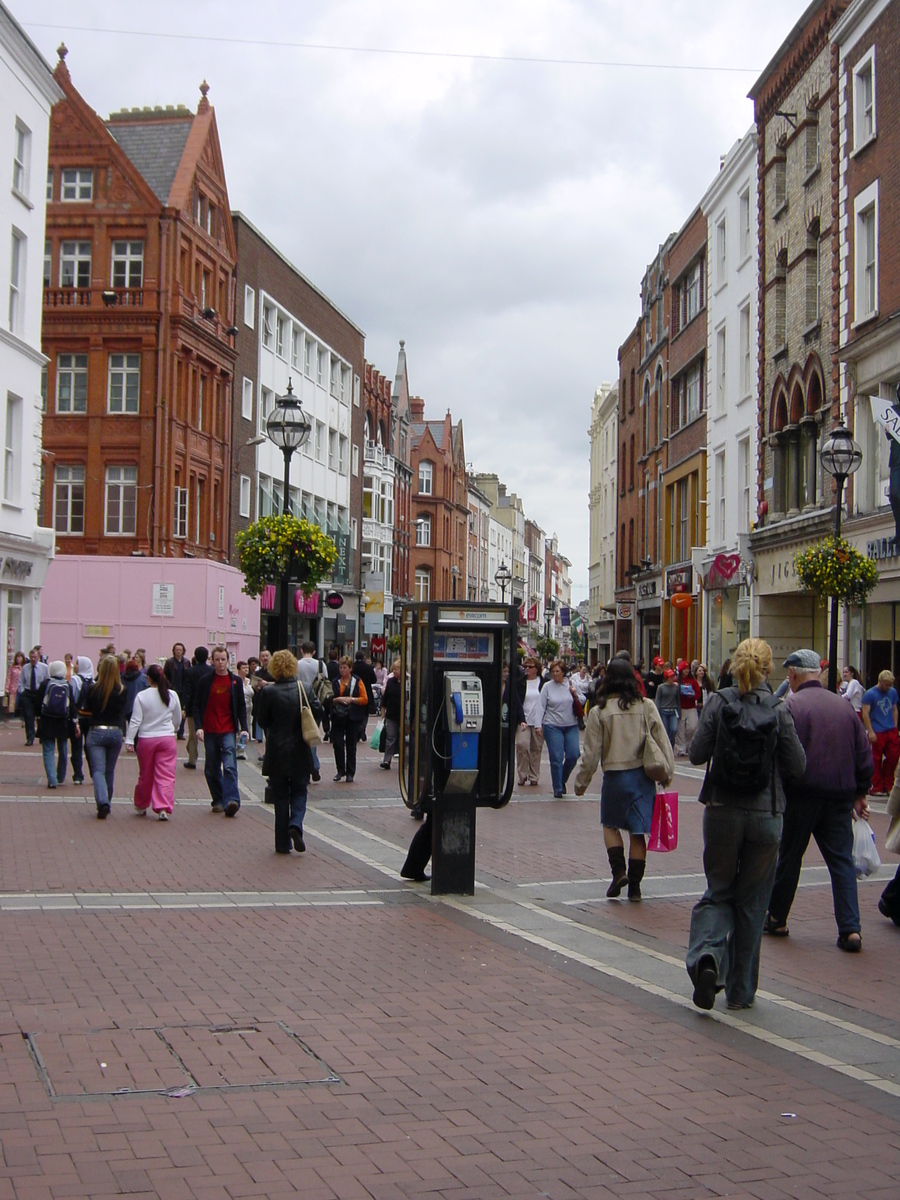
[235,514,338,599]
[794,536,878,607]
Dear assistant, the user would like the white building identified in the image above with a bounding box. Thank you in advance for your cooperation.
[0,6,60,669]
[588,382,618,663]
[488,514,513,602]
[466,479,491,602]
[699,126,758,676]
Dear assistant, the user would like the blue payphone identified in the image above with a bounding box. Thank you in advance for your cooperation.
[399,603,517,894]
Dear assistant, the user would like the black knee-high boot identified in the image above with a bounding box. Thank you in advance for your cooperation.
[606,846,627,897]
[627,857,645,902]
[401,811,433,881]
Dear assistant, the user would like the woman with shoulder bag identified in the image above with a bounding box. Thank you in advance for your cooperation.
[80,655,127,818]
[573,656,674,901]
[685,638,806,1012]
[256,650,323,854]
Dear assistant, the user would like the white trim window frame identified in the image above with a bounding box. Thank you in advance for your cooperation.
[239,475,251,518]
[173,486,188,538]
[416,515,431,547]
[54,464,85,534]
[243,284,254,328]
[105,465,138,536]
[258,385,273,434]
[60,167,92,202]
[418,461,433,495]
[739,186,751,262]
[852,47,876,154]
[4,392,21,504]
[59,239,91,288]
[107,353,140,413]
[715,217,727,289]
[12,119,30,199]
[241,376,253,421]
[739,302,752,399]
[56,353,88,413]
[853,181,878,326]
[716,323,727,414]
[415,567,431,603]
[110,240,143,288]
[8,230,24,333]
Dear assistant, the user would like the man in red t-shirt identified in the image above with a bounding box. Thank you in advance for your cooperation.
[193,647,249,816]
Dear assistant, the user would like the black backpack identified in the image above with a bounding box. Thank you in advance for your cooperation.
[709,687,780,808]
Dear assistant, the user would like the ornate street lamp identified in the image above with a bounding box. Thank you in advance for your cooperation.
[494,560,512,604]
[265,379,312,651]
[820,422,862,693]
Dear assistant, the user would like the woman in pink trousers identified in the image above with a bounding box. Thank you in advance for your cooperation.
[126,664,182,820]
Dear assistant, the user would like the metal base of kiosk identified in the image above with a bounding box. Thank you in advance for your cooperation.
[431,795,477,895]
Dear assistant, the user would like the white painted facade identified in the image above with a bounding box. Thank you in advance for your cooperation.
[0,5,60,676]
[588,382,617,661]
[699,126,758,673]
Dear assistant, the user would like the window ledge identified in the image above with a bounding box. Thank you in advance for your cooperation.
[851,310,879,330]
[11,186,33,211]
[1,501,23,512]
[737,392,754,405]
[773,200,788,220]
[773,342,789,360]
[802,162,821,187]
[851,132,876,159]
[802,318,821,339]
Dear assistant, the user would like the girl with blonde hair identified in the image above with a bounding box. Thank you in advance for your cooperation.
[684,638,806,1011]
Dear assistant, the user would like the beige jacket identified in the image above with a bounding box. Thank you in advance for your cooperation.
[574,696,674,793]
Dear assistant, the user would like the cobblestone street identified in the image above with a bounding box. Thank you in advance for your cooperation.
[1,720,898,1199]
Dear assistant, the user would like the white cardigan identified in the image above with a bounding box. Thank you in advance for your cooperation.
[126,687,182,745]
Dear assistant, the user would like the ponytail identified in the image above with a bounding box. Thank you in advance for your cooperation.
[147,663,170,706]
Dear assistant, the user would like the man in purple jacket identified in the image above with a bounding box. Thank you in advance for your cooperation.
[765,649,873,951]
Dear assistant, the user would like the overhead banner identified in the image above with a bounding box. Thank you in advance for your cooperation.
[363,571,385,635]
[868,395,900,446]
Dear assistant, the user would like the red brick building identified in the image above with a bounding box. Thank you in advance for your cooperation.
[409,399,467,602]
[615,321,642,653]
[42,49,236,560]
[663,207,708,663]
[834,0,900,679]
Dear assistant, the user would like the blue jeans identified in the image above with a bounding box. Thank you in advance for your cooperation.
[41,734,68,786]
[269,776,308,852]
[768,789,860,936]
[85,727,123,810]
[686,806,783,1008]
[659,709,679,747]
[542,724,580,796]
[203,731,240,808]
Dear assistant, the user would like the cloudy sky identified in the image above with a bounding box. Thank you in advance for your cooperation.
[24,0,799,600]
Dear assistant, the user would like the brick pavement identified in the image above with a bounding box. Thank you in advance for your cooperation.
[0,718,899,1199]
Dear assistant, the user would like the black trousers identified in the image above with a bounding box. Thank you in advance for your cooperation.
[19,692,38,741]
[331,719,359,778]
[401,807,433,878]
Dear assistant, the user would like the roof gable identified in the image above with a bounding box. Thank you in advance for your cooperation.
[107,114,193,205]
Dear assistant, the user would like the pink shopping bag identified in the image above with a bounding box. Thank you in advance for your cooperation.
[648,791,678,852]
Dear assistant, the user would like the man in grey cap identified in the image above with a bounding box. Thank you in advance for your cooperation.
[765,649,873,951]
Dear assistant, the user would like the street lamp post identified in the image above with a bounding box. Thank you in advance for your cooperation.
[494,560,512,604]
[265,379,312,651]
[820,421,862,694]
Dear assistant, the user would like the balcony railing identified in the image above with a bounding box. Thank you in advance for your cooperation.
[44,286,145,308]
[364,441,395,473]
[44,287,92,307]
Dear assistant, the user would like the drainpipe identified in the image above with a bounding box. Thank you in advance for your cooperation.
[152,216,168,556]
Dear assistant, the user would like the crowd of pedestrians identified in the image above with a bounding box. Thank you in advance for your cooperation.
[4,634,899,1012]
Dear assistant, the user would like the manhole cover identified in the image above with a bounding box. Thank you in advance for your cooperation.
[26,1022,339,1099]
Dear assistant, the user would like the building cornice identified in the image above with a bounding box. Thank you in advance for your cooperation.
[0,326,47,366]
[0,5,62,106]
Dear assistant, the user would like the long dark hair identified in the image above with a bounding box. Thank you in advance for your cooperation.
[147,663,170,705]
[593,656,643,711]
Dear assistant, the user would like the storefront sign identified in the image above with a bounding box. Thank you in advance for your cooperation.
[325,591,344,610]
[293,590,320,615]
[151,583,175,617]
[0,556,33,581]
[756,550,799,594]
[637,580,657,598]
[703,553,741,590]
[665,565,693,597]
[867,538,900,561]
[616,602,633,620]
[83,625,113,638]
[364,571,385,635]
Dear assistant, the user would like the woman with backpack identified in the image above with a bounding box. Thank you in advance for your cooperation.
[36,661,75,789]
[573,657,674,901]
[685,638,806,1012]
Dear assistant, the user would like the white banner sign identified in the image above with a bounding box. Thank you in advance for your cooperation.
[868,395,900,447]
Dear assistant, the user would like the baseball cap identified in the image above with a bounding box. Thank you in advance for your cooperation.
[663,668,675,679]
[652,656,664,667]
[782,648,822,670]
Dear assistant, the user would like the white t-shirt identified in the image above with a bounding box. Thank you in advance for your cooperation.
[523,676,543,726]
[841,677,864,713]
[126,687,182,745]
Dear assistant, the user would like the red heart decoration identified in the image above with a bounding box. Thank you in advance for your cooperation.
[713,553,741,581]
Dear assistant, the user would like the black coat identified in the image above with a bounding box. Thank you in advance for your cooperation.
[164,655,189,697]
[256,679,323,782]
[381,675,402,722]
[183,662,214,718]
[192,669,249,734]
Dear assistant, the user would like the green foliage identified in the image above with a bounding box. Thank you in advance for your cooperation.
[536,636,559,662]
[794,536,878,607]
[235,514,338,599]
[386,635,402,654]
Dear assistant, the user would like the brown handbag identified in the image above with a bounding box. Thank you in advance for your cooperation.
[298,683,321,747]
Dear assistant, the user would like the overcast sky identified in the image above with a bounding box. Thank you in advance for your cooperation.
[23,1,799,601]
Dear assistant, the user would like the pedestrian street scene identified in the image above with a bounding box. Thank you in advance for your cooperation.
[0,719,898,1200]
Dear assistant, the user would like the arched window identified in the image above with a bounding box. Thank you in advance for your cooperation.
[642,377,650,453]
[655,365,664,443]
[770,362,825,517]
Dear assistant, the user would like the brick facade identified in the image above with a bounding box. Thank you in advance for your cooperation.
[409,399,467,602]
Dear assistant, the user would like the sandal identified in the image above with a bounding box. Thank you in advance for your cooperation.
[763,913,789,937]
[837,932,862,952]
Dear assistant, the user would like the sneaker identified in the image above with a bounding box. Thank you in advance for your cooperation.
[135,807,147,817]
[47,782,57,790]
[224,800,239,817]
[236,751,246,760]
[73,777,84,785]
[184,762,196,770]
[158,811,169,822]
[211,802,224,813]
[380,762,391,770]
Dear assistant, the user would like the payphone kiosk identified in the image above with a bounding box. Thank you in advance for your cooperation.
[399,602,517,894]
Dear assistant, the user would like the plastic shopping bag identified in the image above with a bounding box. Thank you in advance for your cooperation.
[851,814,881,877]
[369,719,384,750]
[648,791,678,852]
